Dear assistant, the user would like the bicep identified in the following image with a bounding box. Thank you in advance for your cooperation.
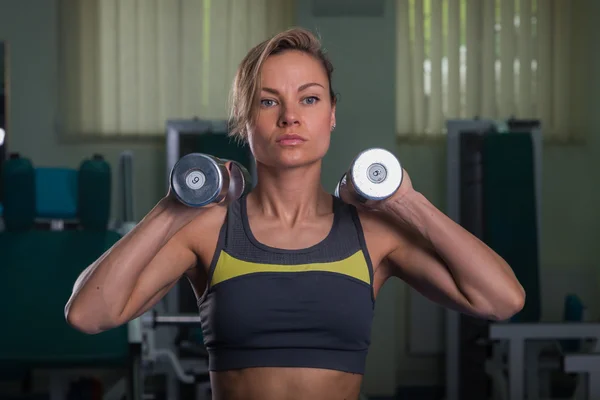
[382,223,480,317]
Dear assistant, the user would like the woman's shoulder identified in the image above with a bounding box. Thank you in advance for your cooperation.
[353,208,392,237]
[180,202,229,259]
[354,208,404,259]
[187,201,229,230]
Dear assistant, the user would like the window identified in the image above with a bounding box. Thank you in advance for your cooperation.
[396,0,576,141]
[57,0,294,139]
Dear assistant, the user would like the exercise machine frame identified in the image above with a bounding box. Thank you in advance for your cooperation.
[444,119,542,400]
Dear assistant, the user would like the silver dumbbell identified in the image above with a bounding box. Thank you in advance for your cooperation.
[334,148,403,203]
[224,159,253,202]
[170,153,252,207]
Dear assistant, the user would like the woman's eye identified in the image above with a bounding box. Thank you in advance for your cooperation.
[303,96,319,105]
[260,99,277,107]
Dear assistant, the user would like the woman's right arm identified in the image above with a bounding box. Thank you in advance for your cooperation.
[64,196,222,334]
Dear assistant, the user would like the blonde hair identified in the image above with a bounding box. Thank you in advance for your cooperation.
[228,27,337,142]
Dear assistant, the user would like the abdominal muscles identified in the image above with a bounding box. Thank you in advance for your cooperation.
[210,367,363,400]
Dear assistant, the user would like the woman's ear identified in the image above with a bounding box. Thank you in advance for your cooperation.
[330,105,336,131]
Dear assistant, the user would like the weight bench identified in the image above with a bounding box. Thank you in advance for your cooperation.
[0,229,132,399]
[564,353,600,399]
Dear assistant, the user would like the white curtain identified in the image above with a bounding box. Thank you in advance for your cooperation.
[57,0,294,138]
[396,0,575,141]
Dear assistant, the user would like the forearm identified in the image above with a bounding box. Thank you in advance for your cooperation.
[381,190,525,319]
[65,198,194,329]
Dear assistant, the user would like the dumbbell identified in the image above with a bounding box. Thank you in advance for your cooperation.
[334,148,403,203]
[225,159,253,201]
[170,153,252,207]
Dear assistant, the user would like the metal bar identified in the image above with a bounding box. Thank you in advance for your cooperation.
[489,323,600,340]
[154,314,202,325]
[564,354,600,372]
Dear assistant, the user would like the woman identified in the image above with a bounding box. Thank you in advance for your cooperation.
[65,28,525,400]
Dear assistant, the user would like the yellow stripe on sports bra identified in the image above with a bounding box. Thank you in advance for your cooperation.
[211,250,371,286]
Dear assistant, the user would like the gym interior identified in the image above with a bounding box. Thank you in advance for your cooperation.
[1,0,599,399]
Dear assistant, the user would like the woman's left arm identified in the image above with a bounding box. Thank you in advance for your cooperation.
[378,188,525,321]
[343,169,526,321]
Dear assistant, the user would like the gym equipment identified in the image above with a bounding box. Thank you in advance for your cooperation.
[2,153,36,231]
[35,167,78,220]
[170,153,252,207]
[456,130,489,400]
[0,229,130,398]
[170,153,230,207]
[444,119,544,400]
[78,154,111,230]
[0,153,132,400]
[134,310,210,398]
[0,230,128,362]
[115,151,138,236]
[482,132,540,323]
[117,151,135,224]
[335,148,403,202]
[143,310,202,327]
[559,294,586,354]
[226,159,252,201]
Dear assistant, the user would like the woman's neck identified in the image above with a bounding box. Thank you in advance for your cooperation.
[248,162,332,223]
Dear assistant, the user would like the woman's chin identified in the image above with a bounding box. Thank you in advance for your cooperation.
[254,144,328,170]
[262,155,322,171]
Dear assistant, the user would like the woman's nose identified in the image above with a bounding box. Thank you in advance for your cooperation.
[278,104,300,127]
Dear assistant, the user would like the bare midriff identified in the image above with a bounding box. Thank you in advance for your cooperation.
[210,367,363,400]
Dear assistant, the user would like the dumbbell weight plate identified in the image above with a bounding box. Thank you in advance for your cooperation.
[225,160,253,201]
[170,153,230,207]
[333,173,346,199]
[348,148,403,201]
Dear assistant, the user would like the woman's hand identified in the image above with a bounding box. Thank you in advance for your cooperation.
[338,167,416,212]
[160,184,226,226]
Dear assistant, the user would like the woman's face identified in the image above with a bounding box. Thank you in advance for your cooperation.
[247,50,336,169]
